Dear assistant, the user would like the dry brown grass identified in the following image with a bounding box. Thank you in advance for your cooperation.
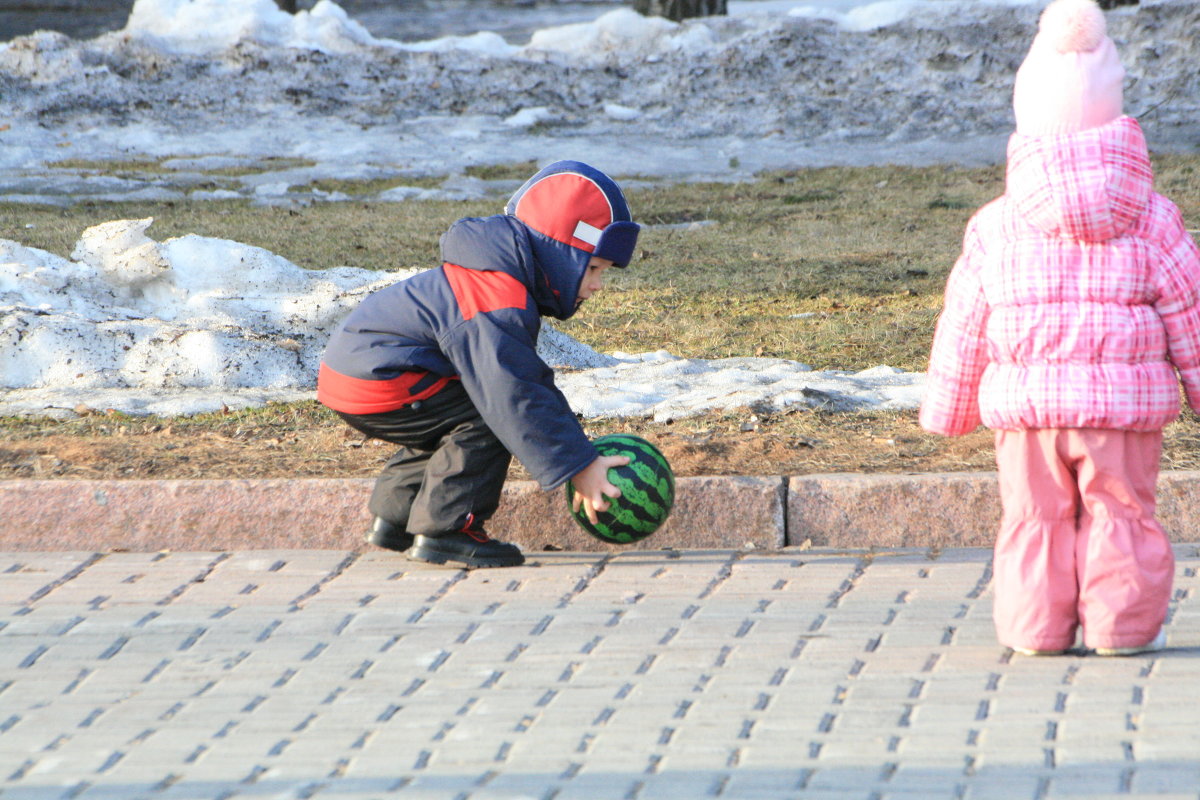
[3,403,1200,482]
[0,402,998,480]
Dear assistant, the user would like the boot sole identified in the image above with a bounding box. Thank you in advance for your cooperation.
[367,530,414,552]
[408,544,524,568]
[1092,630,1167,657]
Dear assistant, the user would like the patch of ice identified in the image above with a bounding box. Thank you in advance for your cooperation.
[190,189,243,200]
[604,104,642,122]
[503,107,557,129]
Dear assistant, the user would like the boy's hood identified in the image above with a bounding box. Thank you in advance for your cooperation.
[438,214,579,320]
[1005,115,1152,243]
[441,161,637,321]
[505,160,639,320]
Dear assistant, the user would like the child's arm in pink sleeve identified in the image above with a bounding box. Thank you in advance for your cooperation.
[920,224,991,437]
[1153,203,1200,413]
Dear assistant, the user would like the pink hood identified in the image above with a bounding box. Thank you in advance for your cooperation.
[1007,116,1153,242]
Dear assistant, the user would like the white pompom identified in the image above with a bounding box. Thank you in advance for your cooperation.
[1039,0,1107,53]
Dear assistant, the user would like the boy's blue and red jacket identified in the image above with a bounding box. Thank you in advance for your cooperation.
[318,161,639,491]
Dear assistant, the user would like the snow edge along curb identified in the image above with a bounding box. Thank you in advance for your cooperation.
[4,471,1200,553]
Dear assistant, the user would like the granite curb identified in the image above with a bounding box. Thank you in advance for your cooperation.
[4,470,1200,552]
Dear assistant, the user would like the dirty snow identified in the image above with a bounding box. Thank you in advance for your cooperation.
[4,0,1195,208]
[0,0,1196,419]
[0,218,923,419]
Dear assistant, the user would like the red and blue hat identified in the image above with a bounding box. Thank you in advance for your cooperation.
[505,160,640,267]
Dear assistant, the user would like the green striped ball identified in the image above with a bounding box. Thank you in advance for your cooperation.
[566,434,675,544]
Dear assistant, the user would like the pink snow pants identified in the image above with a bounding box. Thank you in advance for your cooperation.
[992,428,1174,652]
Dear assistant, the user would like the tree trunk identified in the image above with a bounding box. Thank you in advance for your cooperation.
[633,0,727,22]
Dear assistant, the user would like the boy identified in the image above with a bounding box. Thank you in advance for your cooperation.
[318,160,640,568]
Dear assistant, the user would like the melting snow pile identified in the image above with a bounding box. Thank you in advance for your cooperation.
[1,219,400,416]
[0,0,1195,205]
[122,0,704,60]
[0,220,923,419]
[556,357,922,422]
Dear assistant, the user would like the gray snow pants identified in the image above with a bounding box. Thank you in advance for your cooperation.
[334,382,512,537]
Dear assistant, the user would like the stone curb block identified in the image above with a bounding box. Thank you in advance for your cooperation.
[0,476,786,553]
[789,472,1002,549]
[2,471,1197,552]
[789,471,1200,549]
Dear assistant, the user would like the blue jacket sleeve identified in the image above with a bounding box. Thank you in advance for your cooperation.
[438,306,598,490]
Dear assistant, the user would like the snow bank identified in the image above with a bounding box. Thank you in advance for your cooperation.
[120,0,710,61]
[0,219,401,413]
[124,0,382,55]
[0,221,923,419]
[1,0,1192,207]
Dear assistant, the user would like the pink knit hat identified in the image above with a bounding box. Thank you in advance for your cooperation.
[1012,0,1125,136]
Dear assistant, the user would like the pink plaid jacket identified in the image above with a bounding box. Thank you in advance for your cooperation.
[920,116,1200,436]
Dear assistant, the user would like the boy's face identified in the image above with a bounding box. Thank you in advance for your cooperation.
[576,256,615,309]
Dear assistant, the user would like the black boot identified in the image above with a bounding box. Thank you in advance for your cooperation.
[366,517,414,552]
[408,529,524,568]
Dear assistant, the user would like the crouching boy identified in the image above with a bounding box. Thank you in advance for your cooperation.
[318,161,640,567]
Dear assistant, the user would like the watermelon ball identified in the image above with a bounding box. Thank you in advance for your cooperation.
[566,434,675,544]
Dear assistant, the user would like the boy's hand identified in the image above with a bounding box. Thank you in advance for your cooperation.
[570,455,631,524]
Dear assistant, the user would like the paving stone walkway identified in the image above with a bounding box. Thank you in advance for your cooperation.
[2,545,1199,800]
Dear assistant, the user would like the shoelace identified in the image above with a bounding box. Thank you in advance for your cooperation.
[460,512,490,544]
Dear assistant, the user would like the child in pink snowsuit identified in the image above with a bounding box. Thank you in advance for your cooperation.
[920,0,1200,656]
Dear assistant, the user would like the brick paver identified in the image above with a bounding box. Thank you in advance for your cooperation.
[2,545,1198,799]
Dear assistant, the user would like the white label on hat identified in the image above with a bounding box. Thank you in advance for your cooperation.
[573,220,602,246]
